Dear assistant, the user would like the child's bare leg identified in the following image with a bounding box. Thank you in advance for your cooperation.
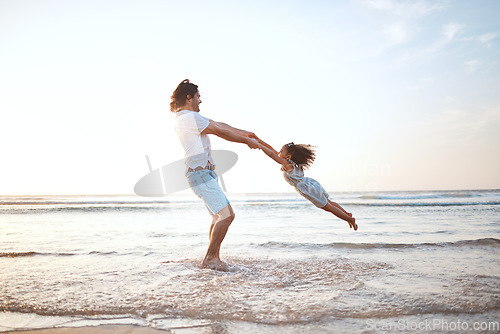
[328,199,352,217]
[322,202,357,230]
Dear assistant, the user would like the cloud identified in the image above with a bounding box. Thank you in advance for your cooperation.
[477,32,500,44]
[364,0,444,20]
[477,32,500,49]
[360,0,447,56]
[419,23,464,57]
[442,23,463,43]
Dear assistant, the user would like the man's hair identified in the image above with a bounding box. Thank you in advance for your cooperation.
[170,79,199,112]
[285,142,316,169]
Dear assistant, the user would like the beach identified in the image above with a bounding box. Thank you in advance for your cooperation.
[5,325,165,333]
[1,190,499,333]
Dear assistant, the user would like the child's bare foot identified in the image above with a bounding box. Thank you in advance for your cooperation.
[348,213,353,217]
[350,217,358,231]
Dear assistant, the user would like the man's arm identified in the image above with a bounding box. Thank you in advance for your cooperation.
[215,122,277,154]
[215,121,257,139]
[202,120,260,149]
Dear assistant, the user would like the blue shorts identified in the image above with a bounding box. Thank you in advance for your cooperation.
[186,169,229,215]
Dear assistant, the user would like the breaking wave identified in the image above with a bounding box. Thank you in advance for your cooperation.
[256,238,500,250]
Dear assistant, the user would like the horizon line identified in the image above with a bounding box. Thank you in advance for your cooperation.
[1,188,499,197]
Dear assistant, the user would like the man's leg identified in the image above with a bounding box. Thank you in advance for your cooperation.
[209,214,218,241]
[202,204,235,270]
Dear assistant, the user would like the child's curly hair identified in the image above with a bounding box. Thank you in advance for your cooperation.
[285,142,316,169]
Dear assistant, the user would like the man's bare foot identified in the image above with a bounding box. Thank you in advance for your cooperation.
[348,213,353,217]
[201,258,228,272]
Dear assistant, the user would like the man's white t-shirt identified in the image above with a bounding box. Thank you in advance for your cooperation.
[174,109,214,170]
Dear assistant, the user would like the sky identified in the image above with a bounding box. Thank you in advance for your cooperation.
[1,0,499,195]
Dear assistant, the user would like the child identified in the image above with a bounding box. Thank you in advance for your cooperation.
[257,140,357,230]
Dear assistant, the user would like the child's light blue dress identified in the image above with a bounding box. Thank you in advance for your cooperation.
[282,160,329,208]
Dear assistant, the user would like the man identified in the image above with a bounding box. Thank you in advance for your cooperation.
[170,79,260,270]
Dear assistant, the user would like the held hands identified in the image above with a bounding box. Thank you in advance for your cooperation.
[246,137,260,149]
[243,131,258,140]
[243,131,261,150]
[244,133,277,154]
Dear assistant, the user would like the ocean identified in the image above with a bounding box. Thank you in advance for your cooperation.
[1,190,499,333]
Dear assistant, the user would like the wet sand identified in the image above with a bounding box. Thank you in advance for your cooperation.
[6,325,168,333]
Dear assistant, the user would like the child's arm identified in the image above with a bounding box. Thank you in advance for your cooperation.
[258,142,291,169]
[256,138,278,155]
